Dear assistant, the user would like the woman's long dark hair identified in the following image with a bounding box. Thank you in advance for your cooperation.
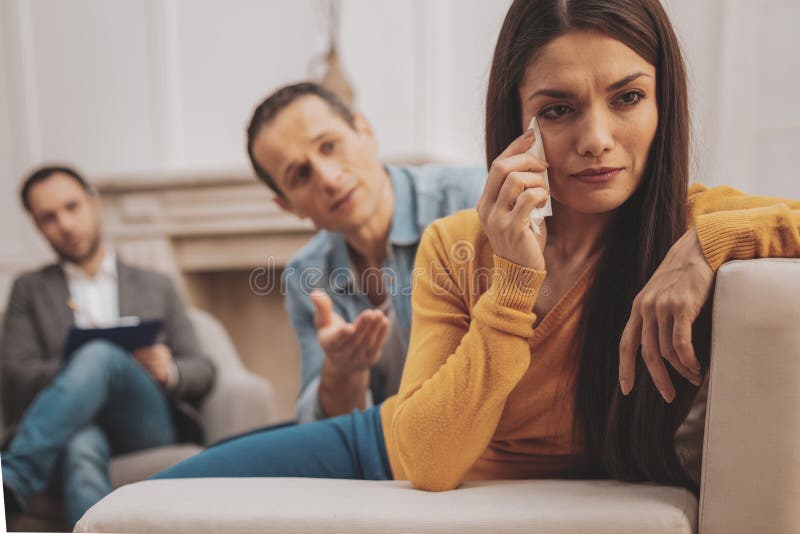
[486,0,708,490]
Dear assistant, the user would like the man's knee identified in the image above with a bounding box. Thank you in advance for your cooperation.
[67,340,131,376]
[63,426,111,471]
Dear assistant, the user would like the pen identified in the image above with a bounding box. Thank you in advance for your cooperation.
[66,299,100,328]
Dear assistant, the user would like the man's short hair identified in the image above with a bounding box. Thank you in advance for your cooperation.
[246,82,356,196]
[20,165,95,212]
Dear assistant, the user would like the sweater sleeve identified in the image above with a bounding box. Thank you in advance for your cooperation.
[688,183,800,271]
[390,221,546,492]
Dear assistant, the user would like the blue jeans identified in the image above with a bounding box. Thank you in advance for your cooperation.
[1,340,176,526]
[153,404,391,481]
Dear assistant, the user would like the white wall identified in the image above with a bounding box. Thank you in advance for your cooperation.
[1,0,799,301]
[665,0,800,199]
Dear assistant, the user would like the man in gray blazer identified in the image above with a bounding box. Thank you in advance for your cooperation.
[1,166,216,527]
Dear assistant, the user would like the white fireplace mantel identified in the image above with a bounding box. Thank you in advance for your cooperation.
[96,170,315,277]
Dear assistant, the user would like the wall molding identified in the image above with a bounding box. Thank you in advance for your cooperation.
[413,0,456,163]
[148,0,184,169]
[709,1,762,192]
[11,0,43,168]
[0,1,40,264]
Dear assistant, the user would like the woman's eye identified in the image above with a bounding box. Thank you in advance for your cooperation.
[540,104,573,120]
[616,90,644,106]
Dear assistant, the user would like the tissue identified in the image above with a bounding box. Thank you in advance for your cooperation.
[526,117,552,235]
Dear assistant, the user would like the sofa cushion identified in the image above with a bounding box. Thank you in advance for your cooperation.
[109,444,203,487]
[75,478,697,533]
[6,445,202,532]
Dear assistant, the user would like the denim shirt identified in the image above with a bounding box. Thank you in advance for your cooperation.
[284,164,486,422]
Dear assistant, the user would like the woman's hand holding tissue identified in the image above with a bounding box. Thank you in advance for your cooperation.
[618,227,715,402]
[477,128,550,271]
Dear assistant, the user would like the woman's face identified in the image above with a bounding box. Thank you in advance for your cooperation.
[518,29,658,215]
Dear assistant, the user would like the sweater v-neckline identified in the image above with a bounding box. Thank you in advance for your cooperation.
[530,256,600,346]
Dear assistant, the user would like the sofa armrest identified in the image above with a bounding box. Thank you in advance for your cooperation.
[200,368,276,444]
[187,308,278,443]
[699,258,800,534]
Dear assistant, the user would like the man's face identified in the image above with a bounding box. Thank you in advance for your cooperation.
[251,95,389,233]
[27,173,102,264]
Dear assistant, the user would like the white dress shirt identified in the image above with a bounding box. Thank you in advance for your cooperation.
[63,249,119,328]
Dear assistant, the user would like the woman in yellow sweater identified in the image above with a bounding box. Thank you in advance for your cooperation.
[154,0,799,493]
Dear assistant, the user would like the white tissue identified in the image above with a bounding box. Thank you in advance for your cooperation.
[527,117,552,235]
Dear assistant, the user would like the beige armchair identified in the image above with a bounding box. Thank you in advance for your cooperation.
[74,258,800,534]
[2,307,277,532]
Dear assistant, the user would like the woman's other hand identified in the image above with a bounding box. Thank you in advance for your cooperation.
[618,227,715,401]
[476,128,550,270]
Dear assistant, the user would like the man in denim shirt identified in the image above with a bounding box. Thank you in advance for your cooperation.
[247,82,485,422]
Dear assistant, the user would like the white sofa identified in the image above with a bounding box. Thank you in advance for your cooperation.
[75,259,800,534]
[2,308,277,532]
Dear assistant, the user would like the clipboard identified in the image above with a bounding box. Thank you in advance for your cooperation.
[63,319,164,358]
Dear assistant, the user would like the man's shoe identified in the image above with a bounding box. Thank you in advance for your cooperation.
[3,483,23,526]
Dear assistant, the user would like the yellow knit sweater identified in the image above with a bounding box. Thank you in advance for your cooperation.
[380,184,800,491]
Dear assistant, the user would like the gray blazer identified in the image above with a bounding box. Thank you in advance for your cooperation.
[0,259,216,444]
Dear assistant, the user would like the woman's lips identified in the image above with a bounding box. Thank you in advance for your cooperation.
[569,168,623,184]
